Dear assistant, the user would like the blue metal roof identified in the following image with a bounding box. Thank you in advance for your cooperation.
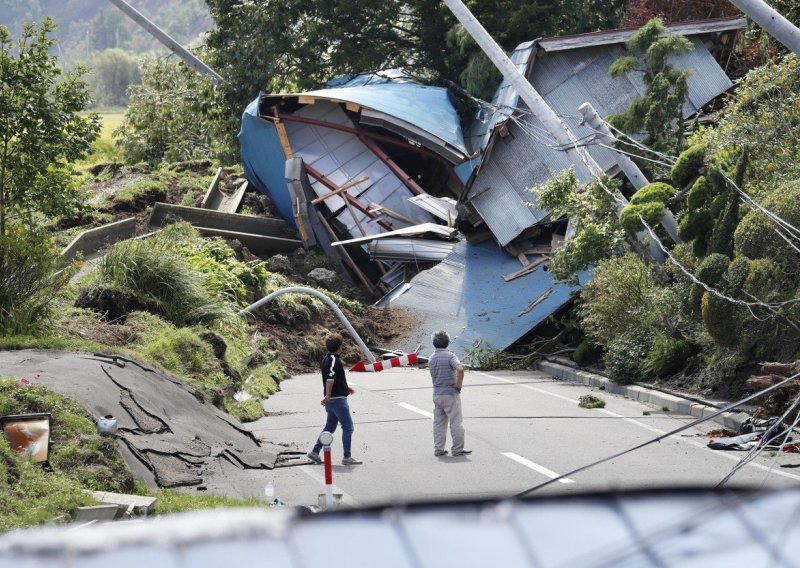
[387,240,590,361]
[238,98,296,226]
[298,82,468,156]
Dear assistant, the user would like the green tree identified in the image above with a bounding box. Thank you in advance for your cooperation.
[84,48,141,108]
[608,18,693,155]
[0,18,99,236]
[88,8,131,52]
[116,53,225,165]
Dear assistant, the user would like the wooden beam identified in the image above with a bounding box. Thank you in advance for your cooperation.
[367,203,416,226]
[357,134,426,196]
[517,288,553,317]
[297,96,316,105]
[272,108,293,158]
[316,214,380,296]
[305,164,394,231]
[345,102,361,112]
[310,176,370,205]
[503,255,549,282]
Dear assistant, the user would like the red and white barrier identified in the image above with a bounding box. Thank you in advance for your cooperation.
[350,353,418,372]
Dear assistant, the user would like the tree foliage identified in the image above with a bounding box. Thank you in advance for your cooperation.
[83,48,141,108]
[115,53,226,165]
[0,18,99,235]
[608,18,693,155]
[533,169,627,283]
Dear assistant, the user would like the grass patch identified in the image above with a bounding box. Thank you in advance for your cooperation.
[578,394,607,409]
[151,489,268,515]
[0,377,135,530]
[106,178,167,211]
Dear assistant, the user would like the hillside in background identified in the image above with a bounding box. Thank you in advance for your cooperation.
[0,0,211,65]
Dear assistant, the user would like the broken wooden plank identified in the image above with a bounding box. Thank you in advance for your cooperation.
[297,95,316,105]
[523,245,552,255]
[551,232,566,251]
[310,176,370,205]
[503,255,549,282]
[345,102,361,112]
[317,214,380,296]
[517,253,530,267]
[517,288,553,317]
[294,196,312,246]
[368,203,416,225]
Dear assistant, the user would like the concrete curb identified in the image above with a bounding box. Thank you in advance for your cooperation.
[536,359,751,432]
[61,217,136,261]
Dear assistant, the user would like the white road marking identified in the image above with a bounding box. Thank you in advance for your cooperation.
[298,466,360,506]
[503,452,576,484]
[476,371,800,483]
[396,402,434,419]
[475,371,576,403]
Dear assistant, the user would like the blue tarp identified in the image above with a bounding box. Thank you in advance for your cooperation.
[389,240,591,360]
[238,98,296,226]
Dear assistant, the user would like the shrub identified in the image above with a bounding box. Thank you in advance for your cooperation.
[734,179,800,272]
[700,291,741,349]
[645,334,691,377]
[671,144,706,188]
[97,238,231,326]
[687,176,712,210]
[0,226,70,336]
[679,208,713,241]
[573,340,598,366]
[620,201,665,233]
[604,330,651,384]
[579,254,660,346]
[630,182,675,206]
[696,253,730,288]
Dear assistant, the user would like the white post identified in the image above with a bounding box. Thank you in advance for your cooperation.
[579,102,682,244]
[441,0,665,262]
[320,431,334,511]
[728,0,800,54]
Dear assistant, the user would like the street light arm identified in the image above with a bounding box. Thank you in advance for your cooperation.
[237,287,376,363]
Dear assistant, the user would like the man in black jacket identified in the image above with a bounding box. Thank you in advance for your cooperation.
[307,333,363,466]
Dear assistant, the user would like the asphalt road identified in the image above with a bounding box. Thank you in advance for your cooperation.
[248,367,800,508]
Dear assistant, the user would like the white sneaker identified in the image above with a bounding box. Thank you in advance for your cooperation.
[341,456,363,465]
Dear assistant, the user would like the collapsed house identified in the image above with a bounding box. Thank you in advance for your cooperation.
[239,17,744,358]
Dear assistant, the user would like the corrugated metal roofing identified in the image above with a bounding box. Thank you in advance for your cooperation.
[284,101,432,236]
[389,240,589,359]
[296,82,468,157]
[368,238,455,262]
[537,17,745,51]
[468,29,733,246]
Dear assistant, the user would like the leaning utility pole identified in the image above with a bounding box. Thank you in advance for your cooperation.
[440,0,665,262]
[107,0,223,83]
[729,0,800,55]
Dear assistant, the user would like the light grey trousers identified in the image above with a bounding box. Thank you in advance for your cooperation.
[433,393,465,453]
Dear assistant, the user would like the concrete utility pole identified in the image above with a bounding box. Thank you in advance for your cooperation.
[729,0,800,55]
[579,102,682,244]
[441,0,665,262]
[107,0,223,83]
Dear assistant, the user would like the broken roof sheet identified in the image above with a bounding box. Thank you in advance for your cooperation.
[266,82,468,160]
[537,16,745,51]
[466,22,738,246]
[388,240,589,359]
[332,223,456,247]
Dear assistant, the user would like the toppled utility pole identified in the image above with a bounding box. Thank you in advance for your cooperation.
[728,0,800,54]
[578,102,682,244]
[441,0,665,262]
[106,0,223,83]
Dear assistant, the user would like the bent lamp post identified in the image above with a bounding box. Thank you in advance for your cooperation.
[237,286,376,363]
